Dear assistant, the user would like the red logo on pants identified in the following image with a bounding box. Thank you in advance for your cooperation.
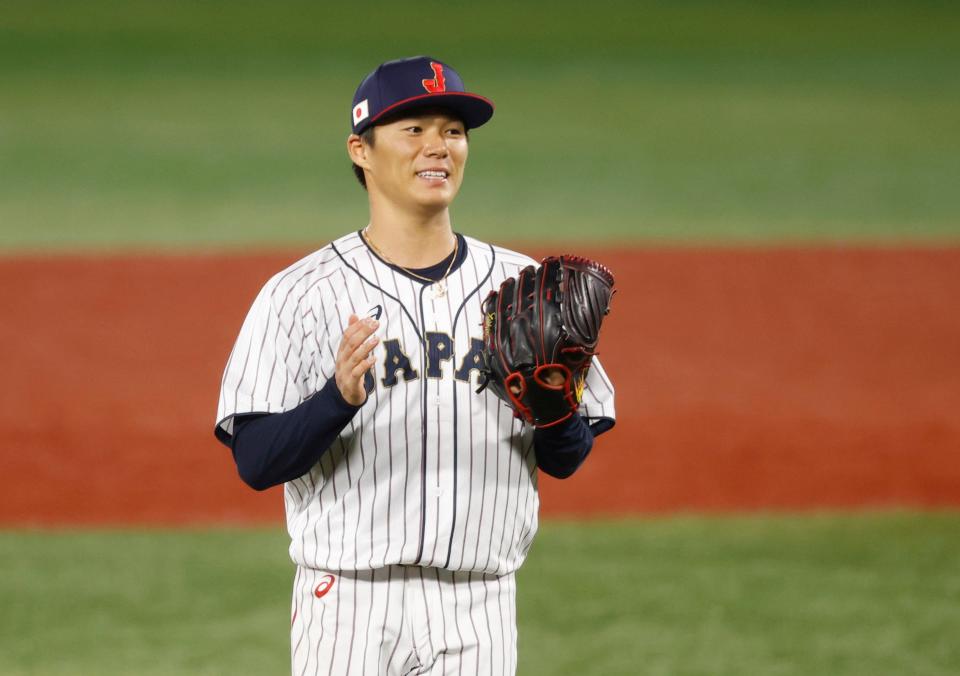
[314,574,335,599]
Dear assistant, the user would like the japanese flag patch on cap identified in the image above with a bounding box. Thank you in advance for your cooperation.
[353,99,369,125]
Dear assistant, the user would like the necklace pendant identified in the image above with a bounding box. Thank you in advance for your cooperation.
[433,280,447,299]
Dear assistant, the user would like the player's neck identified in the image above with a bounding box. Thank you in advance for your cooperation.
[365,208,456,269]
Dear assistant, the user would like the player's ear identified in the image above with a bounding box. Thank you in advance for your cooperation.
[347,134,370,169]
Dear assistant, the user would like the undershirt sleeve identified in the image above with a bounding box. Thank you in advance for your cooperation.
[219,378,361,491]
[533,413,615,479]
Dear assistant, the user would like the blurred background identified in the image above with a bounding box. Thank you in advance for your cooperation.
[4,0,959,249]
[1,1,959,674]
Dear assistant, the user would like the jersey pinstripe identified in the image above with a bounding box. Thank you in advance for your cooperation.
[216,231,616,575]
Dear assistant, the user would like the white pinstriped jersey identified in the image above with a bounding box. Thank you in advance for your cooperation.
[216,231,616,575]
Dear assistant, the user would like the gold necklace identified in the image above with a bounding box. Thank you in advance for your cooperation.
[362,226,458,298]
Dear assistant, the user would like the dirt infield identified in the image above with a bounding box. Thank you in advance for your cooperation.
[1,247,958,525]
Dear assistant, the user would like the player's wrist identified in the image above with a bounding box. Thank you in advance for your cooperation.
[327,378,365,411]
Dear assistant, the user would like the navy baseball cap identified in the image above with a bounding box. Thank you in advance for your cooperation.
[350,56,494,135]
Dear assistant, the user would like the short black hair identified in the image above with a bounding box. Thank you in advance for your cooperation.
[351,125,377,189]
[350,108,469,190]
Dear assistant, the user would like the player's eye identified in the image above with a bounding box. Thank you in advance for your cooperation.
[405,126,422,133]
[445,128,464,137]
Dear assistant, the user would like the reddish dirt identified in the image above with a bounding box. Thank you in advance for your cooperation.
[1,247,959,525]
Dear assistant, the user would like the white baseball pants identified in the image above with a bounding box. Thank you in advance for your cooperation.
[290,565,517,675]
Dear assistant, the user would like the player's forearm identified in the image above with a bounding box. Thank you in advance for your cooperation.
[533,414,616,479]
[533,413,595,479]
[228,379,360,491]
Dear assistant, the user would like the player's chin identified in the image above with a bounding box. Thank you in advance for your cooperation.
[413,182,460,207]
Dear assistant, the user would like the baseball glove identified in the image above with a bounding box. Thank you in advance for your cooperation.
[478,255,615,427]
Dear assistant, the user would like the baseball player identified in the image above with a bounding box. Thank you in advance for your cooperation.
[215,56,616,675]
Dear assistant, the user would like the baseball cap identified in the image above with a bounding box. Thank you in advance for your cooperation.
[350,56,494,135]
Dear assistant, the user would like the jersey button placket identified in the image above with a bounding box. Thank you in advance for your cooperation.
[424,283,457,564]
[425,295,454,420]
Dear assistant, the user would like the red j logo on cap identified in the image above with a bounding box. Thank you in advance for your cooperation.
[422,62,446,93]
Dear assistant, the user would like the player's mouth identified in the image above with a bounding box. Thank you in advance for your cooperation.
[416,169,449,183]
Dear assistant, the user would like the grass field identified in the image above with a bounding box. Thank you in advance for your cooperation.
[2,0,959,249]
[2,512,958,675]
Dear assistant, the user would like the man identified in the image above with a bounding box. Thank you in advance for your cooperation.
[215,56,616,675]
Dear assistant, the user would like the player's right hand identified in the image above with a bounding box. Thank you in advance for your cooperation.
[335,314,379,406]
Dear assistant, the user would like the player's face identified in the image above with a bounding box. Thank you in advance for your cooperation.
[362,112,468,212]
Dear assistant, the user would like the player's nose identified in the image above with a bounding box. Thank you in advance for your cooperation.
[423,129,449,158]
[424,143,448,159]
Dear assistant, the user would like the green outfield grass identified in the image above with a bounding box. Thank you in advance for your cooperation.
[1,512,958,675]
[1,0,959,250]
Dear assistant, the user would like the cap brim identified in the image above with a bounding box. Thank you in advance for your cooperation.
[361,92,494,133]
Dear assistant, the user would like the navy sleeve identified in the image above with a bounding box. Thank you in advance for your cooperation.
[216,378,361,491]
[533,414,614,479]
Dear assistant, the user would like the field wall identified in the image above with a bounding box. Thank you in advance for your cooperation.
[2,247,958,525]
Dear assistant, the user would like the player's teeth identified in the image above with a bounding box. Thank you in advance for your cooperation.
[418,171,446,179]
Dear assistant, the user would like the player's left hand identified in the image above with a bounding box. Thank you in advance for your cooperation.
[335,314,379,406]
[479,256,615,427]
